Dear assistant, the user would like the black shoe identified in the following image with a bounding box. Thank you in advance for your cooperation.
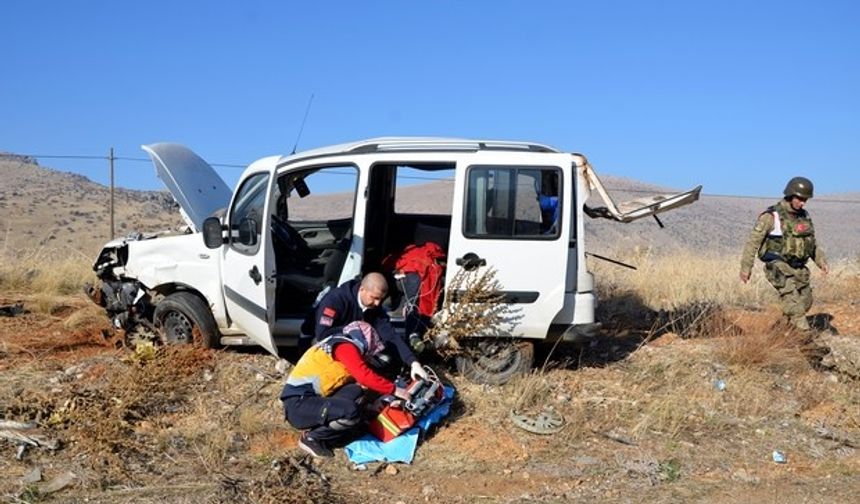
[298,433,333,458]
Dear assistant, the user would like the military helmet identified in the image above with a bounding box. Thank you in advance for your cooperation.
[783,176,814,199]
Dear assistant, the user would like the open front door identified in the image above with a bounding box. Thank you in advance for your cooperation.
[446,153,572,339]
[578,156,702,222]
[220,171,279,355]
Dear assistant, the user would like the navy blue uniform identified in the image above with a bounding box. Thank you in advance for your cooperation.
[301,279,416,367]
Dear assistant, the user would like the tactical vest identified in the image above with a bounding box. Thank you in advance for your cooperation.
[285,342,353,397]
[758,202,816,264]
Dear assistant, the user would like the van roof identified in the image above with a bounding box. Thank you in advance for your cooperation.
[280,137,561,166]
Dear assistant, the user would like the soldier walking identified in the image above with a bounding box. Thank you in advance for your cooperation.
[739,177,829,331]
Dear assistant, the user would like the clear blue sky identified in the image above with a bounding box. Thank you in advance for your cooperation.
[2,1,858,196]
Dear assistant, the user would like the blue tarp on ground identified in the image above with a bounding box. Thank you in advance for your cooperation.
[344,386,455,465]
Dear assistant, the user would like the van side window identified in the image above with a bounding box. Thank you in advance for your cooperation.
[229,172,270,255]
[465,166,561,239]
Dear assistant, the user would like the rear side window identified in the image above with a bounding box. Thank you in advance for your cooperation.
[464,166,561,239]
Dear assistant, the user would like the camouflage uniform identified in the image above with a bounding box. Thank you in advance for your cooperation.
[740,199,827,330]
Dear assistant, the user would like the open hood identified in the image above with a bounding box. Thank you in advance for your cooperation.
[580,160,702,223]
[142,143,233,232]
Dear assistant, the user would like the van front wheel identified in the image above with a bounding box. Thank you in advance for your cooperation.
[153,292,219,349]
[455,339,534,385]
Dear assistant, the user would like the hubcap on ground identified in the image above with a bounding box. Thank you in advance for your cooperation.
[510,408,566,435]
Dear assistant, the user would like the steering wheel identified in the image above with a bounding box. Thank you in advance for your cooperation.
[271,214,309,255]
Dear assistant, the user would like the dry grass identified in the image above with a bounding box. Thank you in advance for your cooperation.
[714,327,807,370]
[449,250,860,453]
[29,292,63,315]
[1,249,859,502]
[815,259,860,302]
[591,249,855,311]
[63,303,109,332]
[46,347,215,484]
[499,283,856,450]
[0,248,94,296]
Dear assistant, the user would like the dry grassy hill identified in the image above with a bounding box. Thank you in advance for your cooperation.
[0,154,183,258]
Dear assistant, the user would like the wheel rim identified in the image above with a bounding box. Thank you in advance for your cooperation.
[160,310,195,345]
[469,340,525,374]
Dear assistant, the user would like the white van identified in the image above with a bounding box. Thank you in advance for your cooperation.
[89,138,700,383]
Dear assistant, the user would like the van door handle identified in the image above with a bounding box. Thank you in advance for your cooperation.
[455,252,486,271]
[249,265,262,285]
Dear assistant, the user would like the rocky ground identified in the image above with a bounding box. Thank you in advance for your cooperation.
[1,293,858,503]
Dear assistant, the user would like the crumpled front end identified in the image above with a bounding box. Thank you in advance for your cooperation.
[85,237,157,337]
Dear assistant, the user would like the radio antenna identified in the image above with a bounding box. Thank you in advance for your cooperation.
[291,93,315,155]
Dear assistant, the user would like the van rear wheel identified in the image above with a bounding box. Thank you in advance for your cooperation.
[455,339,534,385]
[153,292,219,349]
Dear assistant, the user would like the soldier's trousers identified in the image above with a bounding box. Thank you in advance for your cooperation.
[764,261,812,330]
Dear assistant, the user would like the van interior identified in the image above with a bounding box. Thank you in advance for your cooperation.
[272,163,455,327]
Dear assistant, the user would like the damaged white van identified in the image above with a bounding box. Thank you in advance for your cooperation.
[88,138,700,383]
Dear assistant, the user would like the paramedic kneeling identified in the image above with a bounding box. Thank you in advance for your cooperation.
[301,272,429,381]
[280,321,410,458]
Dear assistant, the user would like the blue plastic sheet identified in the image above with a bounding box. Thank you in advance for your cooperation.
[344,385,455,464]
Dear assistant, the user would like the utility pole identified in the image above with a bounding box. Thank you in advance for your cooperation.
[109,147,115,239]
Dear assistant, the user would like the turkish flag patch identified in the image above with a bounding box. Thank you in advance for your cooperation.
[796,223,808,232]
[323,307,337,317]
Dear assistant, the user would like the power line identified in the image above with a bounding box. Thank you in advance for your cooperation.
[18,154,107,160]
[19,153,247,168]
[112,156,246,168]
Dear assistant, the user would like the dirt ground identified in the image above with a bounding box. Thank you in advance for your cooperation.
[1,294,858,503]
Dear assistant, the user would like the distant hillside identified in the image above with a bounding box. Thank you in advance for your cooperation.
[0,154,183,257]
[583,177,860,261]
[1,153,857,261]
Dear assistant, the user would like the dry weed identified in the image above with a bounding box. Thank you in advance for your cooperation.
[623,348,720,438]
[28,292,62,315]
[63,304,109,332]
[591,249,856,310]
[715,327,807,370]
[508,372,553,412]
[815,259,860,302]
[428,267,521,357]
[650,301,742,339]
[46,346,216,484]
[0,248,93,296]
[210,454,348,504]
[237,407,270,436]
[192,432,234,472]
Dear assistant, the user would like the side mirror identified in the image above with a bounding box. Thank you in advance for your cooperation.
[202,217,224,249]
[237,217,258,246]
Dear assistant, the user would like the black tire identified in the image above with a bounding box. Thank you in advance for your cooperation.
[455,339,534,385]
[153,292,220,348]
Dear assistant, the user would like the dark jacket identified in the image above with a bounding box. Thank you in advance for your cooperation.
[301,278,416,366]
